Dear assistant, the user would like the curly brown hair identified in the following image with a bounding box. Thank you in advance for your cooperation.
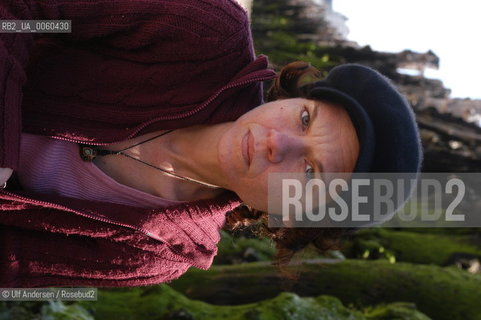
[224,61,355,281]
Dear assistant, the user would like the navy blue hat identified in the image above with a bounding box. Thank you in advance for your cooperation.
[308,64,422,173]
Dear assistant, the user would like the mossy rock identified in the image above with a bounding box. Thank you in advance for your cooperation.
[218,227,481,267]
[169,259,481,320]
[250,0,340,69]
[215,230,276,264]
[79,285,368,320]
[398,227,481,236]
[364,302,431,320]
[342,228,481,266]
[217,229,347,265]
[1,288,429,320]
[0,300,93,320]
[73,284,429,320]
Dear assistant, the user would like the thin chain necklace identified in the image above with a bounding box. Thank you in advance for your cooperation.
[79,130,221,189]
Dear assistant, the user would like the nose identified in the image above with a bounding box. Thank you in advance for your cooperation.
[266,129,303,163]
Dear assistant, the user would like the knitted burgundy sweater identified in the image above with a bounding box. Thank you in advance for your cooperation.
[0,0,276,287]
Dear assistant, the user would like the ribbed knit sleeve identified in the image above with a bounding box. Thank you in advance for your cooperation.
[0,2,34,169]
[1,0,255,167]
[21,0,259,144]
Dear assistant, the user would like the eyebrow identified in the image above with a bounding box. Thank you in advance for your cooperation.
[308,102,325,176]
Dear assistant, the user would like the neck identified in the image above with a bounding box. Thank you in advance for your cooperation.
[92,123,233,202]
[120,122,233,201]
[154,123,232,188]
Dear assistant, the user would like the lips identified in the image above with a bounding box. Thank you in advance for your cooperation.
[242,129,254,167]
[242,130,250,166]
[247,130,254,165]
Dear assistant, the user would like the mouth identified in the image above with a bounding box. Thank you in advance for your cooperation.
[242,129,250,167]
[247,130,254,166]
[242,129,254,167]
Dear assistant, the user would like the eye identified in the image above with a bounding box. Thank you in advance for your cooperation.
[301,109,310,128]
[305,162,315,180]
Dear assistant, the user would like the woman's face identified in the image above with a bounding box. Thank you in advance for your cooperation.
[217,97,359,212]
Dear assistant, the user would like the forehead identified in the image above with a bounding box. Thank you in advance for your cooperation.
[308,99,360,173]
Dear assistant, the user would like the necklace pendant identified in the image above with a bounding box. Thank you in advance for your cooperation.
[80,145,98,161]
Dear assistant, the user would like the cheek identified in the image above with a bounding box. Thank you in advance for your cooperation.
[217,129,244,177]
[239,105,293,128]
[268,157,302,176]
[238,165,300,212]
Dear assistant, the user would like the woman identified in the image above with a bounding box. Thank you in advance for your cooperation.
[0,0,421,287]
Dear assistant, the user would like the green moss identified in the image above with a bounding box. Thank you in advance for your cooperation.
[0,263,436,320]
[395,227,481,236]
[74,284,431,320]
[218,224,481,268]
[253,30,339,70]
[300,260,481,320]
[0,300,93,320]
[215,230,276,264]
[77,285,366,320]
[41,301,94,320]
[342,228,481,265]
[170,259,480,320]
[217,229,345,265]
[364,302,431,320]
[257,293,365,320]
[250,0,341,69]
